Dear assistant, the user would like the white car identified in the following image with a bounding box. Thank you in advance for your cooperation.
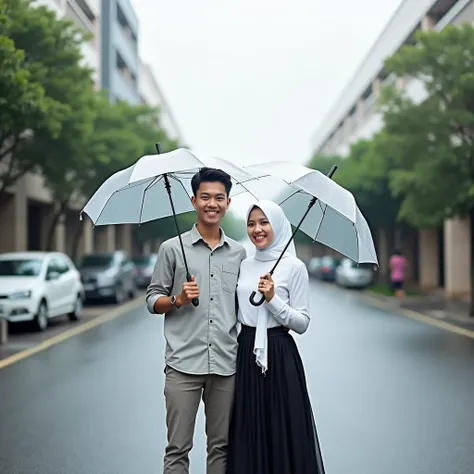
[335,258,374,289]
[0,251,84,331]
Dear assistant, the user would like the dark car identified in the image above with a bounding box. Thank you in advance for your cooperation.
[78,251,136,304]
[132,254,157,288]
[316,256,341,282]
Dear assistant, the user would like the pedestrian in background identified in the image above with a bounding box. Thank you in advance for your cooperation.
[389,248,407,302]
[146,167,246,474]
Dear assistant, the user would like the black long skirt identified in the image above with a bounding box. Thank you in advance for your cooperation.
[226,325,326,474]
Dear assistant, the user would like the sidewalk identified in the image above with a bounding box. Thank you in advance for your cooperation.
[362,287,474,331]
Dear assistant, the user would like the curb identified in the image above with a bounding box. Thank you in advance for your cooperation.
[0,296,144,371]
[358,291,474,340]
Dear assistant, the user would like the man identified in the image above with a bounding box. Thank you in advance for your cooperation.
[146,167,247,474]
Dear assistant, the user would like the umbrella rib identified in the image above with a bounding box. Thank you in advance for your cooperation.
[169,174,194,204]
[92,178,155,225]
[313,202,328,243]
[138,176,164,224]
[278,188,305,207]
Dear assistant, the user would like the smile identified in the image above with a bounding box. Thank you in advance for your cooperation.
[254,235,265,242]
[206,211,218,216]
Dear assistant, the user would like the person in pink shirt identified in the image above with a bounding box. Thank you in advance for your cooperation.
[389,249,407,301]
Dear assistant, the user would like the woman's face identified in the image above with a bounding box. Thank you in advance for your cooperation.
[247,207,274,249]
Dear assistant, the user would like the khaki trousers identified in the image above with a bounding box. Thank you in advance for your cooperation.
[163,366,235,474]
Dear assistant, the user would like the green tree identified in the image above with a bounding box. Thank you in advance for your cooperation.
[0,0,59,205]
[308,137,401,232]
[379,23,474,313]
[69,99,175,259]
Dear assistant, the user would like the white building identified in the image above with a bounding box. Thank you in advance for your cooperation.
[310,0,474,297]
[138,61,184,143]
[36,0,101,86]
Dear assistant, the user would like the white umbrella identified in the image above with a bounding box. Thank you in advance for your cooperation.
[80,144,259,307]
[236,161,378,306]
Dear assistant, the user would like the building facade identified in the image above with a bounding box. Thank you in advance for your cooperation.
[310,0,474,297]
[138,61,184,143]
[100,0,140,104]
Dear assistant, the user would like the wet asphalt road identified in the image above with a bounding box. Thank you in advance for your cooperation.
[1,281,474,474]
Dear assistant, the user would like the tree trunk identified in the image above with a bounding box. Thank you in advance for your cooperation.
[470,207,474,317]
[45,200,69,251]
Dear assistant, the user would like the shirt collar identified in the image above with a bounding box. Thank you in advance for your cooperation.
[190,223,230,247]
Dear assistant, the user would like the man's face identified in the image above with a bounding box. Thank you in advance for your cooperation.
[192,181,230,226]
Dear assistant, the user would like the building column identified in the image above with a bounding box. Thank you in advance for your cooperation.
[116,224,132,255]
[402,228,417,282]
[444,217,471,298]
[418,228,439,289]
[96,226,116,253]
[54,212,66,253]
[0,179,27,344]
[422,15,436,30]
[377,228,390,281]
[77,218,94,258]
[373,77,381,98]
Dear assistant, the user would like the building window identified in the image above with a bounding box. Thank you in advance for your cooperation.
[116,51,137,86]
[117,3,137,46]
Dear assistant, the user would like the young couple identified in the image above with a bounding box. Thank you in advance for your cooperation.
[146,167,325,474]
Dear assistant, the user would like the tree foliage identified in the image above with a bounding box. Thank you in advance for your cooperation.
[308,136,401,231]
[379,23,474,227]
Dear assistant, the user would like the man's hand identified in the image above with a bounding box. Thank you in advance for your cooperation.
[177,276,199,307]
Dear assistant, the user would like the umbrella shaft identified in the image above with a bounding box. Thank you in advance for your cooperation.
[164,174,192,280]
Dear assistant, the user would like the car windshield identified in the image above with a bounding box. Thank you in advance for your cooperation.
[79,255,115,268]
[0,259,43,277]
[133,256,150,266]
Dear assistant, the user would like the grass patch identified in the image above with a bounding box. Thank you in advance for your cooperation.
[368,284,422,297]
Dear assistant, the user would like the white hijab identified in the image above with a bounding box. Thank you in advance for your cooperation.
[246,200,296,374]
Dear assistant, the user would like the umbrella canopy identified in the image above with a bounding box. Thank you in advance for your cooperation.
[241,160,378,266]
[80,147,257,226]
[80,145,260,308]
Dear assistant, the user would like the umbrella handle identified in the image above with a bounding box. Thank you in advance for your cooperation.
[192,297,199,307]
[249,290,266,307]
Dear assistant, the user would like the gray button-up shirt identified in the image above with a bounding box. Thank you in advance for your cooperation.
[146,224,247,376]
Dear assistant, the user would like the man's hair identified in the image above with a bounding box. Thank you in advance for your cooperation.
[191,167,232,196]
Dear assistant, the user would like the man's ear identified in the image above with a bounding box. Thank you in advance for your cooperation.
[191,196,197,209]
[227,197,231,209]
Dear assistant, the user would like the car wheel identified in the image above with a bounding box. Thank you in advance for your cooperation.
[68,295,83,321]
[34,301,48,332]
[114,285,125,304]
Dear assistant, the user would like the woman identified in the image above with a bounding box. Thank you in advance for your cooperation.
[226,200,325,474]
[389,248,407,302]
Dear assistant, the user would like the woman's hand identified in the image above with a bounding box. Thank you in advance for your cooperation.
[258,273,275,303]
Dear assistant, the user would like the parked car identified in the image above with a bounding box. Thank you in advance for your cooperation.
[307,257,322,277]
[0,251,84,331]
[77,251,136,304]
[335,258,373,289]
[132,254,157,288]
[316,256,341,281]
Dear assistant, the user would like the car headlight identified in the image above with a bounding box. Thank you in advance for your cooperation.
[9,290,32,300]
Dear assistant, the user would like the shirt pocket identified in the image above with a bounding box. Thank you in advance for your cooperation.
[221,263,239,293]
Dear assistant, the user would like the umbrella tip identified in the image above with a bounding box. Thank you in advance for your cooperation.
[155,143,162,154]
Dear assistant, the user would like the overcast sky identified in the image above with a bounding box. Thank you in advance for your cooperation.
[131,0,402,169]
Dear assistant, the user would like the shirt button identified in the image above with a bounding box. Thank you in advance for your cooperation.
[210,297,213,301]
[209,343,212,347]
[210,319,213,323]
[211,274,214,277]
